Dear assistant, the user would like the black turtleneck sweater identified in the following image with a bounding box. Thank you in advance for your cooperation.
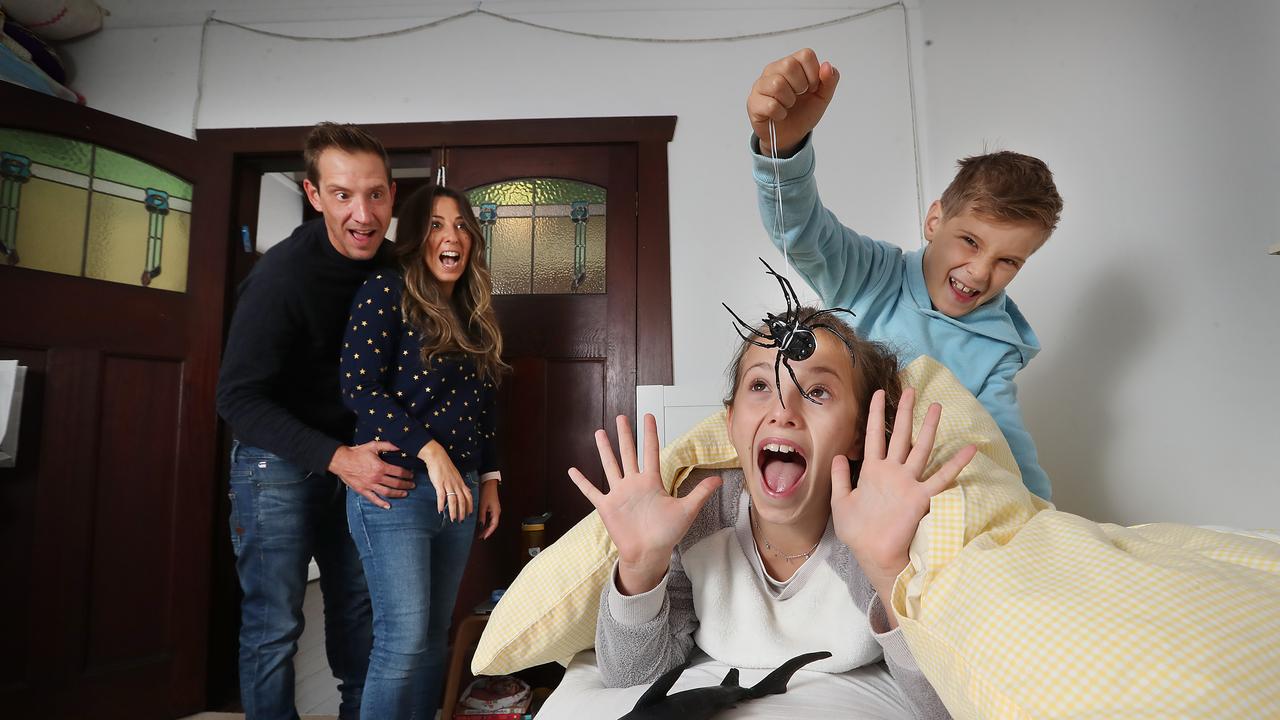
[216,218,391,474]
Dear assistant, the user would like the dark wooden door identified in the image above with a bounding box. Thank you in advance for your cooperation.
[445,143,638,624]
[0,83,225,719]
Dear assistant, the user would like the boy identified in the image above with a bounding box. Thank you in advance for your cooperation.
[746,49,1062,500]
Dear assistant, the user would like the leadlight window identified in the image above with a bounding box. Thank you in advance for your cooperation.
[0,128,193,292]
[467,178,606,295]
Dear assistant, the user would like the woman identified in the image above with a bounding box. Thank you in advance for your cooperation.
[340,183,507,718]
[568,311,975,719]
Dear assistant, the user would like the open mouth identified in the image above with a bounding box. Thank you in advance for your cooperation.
[757,439,808,497]
[948,275,981,301]
[349,228,376,245]
[440,250,461,270]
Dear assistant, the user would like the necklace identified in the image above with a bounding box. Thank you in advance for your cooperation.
[749,505,821,563]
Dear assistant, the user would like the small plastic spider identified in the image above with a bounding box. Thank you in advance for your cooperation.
[723,258,856,408]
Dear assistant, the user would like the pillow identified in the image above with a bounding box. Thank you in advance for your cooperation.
[892,359,1280,718]
[471,354,1014,675]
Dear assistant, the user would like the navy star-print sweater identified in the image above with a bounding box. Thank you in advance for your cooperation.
[339,271,498,474]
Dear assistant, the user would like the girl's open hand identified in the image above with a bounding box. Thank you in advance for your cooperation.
[831,388,976,603]
[568,414,723,595]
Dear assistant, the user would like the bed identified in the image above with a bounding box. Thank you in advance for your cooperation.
[536,650,914,719]
[475,361,1280,719]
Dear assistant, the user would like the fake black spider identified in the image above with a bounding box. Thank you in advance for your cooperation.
[723,258,856,408]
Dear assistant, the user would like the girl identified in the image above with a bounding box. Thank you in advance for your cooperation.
[568,312,974,719]
[340,183,506,718]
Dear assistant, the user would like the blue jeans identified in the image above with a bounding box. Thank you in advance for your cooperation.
[228,442,373,720]
[348,469,479,720]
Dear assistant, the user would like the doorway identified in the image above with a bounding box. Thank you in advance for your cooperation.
[201,117,676,710]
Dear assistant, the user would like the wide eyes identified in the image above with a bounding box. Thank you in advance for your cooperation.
[332,191,386,201]
[749,379,769,393]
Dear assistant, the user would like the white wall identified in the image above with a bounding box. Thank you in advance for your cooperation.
[918,0,1280,526]
[59,1,1279,528]
[61,0,922,417]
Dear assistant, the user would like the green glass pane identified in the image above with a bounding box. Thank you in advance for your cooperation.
[489,217,532,295]
[0,128,92,174]
[468,180,534,207]
[533,178,605,205]
[93,148,193,200]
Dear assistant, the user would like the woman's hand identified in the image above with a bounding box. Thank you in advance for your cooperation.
[568,414,723,595]
[477,478,501,539]
[418,440,473,522]
[831,388,976,624]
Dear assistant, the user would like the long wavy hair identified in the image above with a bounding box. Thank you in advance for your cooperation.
[392,183,507,385]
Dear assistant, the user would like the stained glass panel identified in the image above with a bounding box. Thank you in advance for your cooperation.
[94,148,194,201]
[0,128,91,174]
[532,217,575,293]
[532,178,606,205]
[0,127,192,292]
[12,177,87,275]
[467,177,606,295]
[488,217,532,295]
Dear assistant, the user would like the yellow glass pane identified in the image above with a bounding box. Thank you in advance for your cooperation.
[85,193,189,292]
[147,211,190,293]
[533,217,575,294]
[489,217,531,295]
[581,217,606,294]
[12,177,87,276]
[531,215,606,294]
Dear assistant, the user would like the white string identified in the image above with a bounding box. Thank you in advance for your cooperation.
[201,4,899,44]
[767,118,792,286]
[898,2,928,245]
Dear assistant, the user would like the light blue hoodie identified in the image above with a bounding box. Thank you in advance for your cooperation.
[753,136,1050,500]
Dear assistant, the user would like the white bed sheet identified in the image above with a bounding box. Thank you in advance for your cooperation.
[535,650,914,719]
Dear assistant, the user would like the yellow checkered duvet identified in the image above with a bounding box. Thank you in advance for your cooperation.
[895,357,1280,718]
[474,356,1280,718]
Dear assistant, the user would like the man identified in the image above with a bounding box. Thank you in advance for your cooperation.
[217,122,414,720]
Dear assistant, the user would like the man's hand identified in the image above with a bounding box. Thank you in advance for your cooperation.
[330,441,415,510]
[747,48,841,157]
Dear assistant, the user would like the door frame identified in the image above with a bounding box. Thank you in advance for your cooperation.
[198,116,676,706]
[1,81,229,717]
[200,116,675,388]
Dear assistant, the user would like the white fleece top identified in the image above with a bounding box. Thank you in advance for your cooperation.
[595,469,951,720]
